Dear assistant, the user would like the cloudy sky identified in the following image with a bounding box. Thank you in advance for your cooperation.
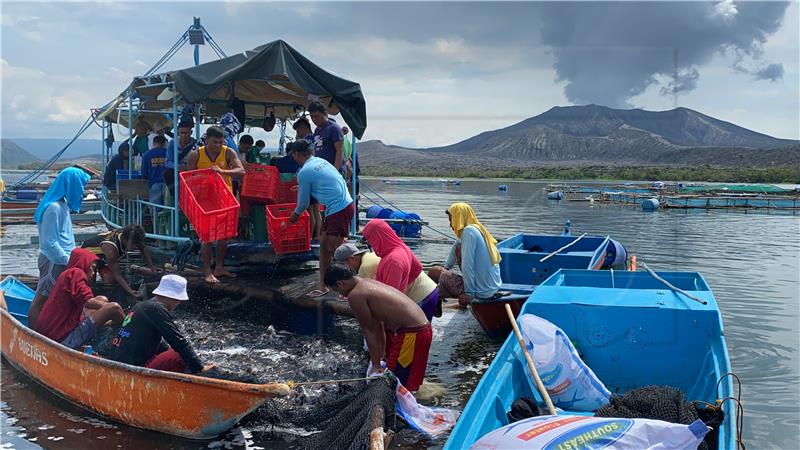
[1,1,798,148]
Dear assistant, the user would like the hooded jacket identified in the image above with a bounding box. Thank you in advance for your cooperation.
[36,248,99,343]
[362,219,423,293]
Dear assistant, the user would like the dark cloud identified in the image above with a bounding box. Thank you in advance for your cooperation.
[660,68,701,96]
[754,63,785,81]
[539,1,790,107]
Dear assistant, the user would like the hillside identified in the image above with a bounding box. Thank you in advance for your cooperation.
[1,139,40,169]
[360,105,799,169]
[8,138,105,161]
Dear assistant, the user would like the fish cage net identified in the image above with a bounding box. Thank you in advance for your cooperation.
[255,375,397,450]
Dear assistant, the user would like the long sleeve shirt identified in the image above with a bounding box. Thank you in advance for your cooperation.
[109,300,203,373]
[37,200,75,266]
[457,225,502,299]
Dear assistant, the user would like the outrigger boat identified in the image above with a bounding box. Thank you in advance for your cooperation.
[446,269,736,449]
[0,276,290,439]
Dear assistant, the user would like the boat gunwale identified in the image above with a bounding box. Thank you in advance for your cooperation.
[0,308,289,396]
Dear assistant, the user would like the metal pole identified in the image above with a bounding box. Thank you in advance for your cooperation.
[172,93,180,238]
[351,134,358,235]
[128,85,134,172]
[279,120,286,155]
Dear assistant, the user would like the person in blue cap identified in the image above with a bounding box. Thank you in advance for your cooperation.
[28,167,91,329]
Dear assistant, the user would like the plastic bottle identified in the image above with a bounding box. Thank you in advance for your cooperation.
[84,345,94,356]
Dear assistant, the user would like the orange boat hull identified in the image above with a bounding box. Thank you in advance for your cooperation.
[0,309,290,439]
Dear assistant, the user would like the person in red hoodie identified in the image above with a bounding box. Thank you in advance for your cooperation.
[36,248,124,349]
[361,219,439,320]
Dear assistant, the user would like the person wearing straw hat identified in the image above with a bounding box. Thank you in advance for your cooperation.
[108,275,214,374]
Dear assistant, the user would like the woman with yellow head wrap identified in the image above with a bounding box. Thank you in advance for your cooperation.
[428,202,502,308]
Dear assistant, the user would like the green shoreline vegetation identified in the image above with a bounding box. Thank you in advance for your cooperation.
[363,165,800,184]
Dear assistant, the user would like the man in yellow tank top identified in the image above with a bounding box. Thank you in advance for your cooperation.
[186,126,245,284]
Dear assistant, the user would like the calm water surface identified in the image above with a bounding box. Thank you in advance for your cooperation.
[1,179,798,449]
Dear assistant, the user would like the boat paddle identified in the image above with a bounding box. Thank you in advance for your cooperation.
[505,304,557,416]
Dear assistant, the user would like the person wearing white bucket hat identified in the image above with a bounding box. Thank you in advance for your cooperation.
[108,275,215,374]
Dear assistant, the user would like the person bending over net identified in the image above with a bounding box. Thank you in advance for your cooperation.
[108,275,215,374]
[324,264,431,392]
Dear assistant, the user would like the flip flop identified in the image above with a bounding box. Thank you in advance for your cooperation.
[307,288,330,298]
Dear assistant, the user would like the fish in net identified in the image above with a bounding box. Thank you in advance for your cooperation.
[255,375,397,450]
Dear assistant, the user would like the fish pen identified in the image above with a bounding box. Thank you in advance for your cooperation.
[662,195,800,211]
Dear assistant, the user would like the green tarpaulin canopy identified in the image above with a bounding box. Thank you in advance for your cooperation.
[109,40,367,139]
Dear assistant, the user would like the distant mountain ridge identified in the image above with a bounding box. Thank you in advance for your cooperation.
[360,105,799,169]
[1,139,40,169]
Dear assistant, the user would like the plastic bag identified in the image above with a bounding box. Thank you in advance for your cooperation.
[471,415,709,450]
[519,314,611,412]
[395,383,460,437]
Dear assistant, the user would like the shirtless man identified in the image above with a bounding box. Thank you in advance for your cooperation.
[324,264,431,391]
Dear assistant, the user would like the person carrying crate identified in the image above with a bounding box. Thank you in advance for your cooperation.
[186,125,245,284]
[288,140,354,297]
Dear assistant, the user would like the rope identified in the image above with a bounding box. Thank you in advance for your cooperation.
[287,375,381,388]
[360,180,456,242]
[715,372,745,450]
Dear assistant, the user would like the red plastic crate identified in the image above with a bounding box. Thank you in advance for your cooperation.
[276,179,298,204]
[241,164,279,203]
[179,169,240,243]
[267,203,310,254]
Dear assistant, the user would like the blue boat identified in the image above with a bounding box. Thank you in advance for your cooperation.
[446,269,736,449]
[470,234,610,337]
[0,276,34,326]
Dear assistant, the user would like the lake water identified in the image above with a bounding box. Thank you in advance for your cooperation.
[1,179,798,449]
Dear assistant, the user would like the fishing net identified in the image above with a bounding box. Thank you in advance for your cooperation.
[594,385,723,450]
[256,375,397,450]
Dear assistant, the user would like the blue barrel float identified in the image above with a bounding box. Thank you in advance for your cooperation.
[498,185,509,191]
[547,191,564,200]
[642,198,660,211]
[389,211,422,238]
[366,205,393,219]
[602,239,628,268]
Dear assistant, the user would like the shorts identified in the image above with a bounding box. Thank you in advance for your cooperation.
[60,315,96,349]
[37,253,67,297]
[145,348,188,373]
[437,269,465,299]
[322,202,354,237]
[385,323,432,392]
[416,288,439,322]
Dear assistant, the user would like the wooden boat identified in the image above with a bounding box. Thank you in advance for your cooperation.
[0,287,291,439]
[470,234,610,337]
[0,275,35,325]
[0,198,102,218]
[446,269,736,449]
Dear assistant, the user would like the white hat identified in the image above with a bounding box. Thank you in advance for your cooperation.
[152,274,189,301]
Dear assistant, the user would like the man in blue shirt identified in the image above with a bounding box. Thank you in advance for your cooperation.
[288,140,354,297]
[308,101,345,172]
[165,120,196,194]
[142,135,167,205]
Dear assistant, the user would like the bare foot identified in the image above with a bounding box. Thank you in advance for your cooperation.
[204,273,220,284]
[214,268,237,278]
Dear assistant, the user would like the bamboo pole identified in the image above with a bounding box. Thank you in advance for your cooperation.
[539,233,587,262]
[505,304,557,416]
[369,404,385,450]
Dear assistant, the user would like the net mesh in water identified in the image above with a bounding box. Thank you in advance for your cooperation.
[259,375,397,450]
